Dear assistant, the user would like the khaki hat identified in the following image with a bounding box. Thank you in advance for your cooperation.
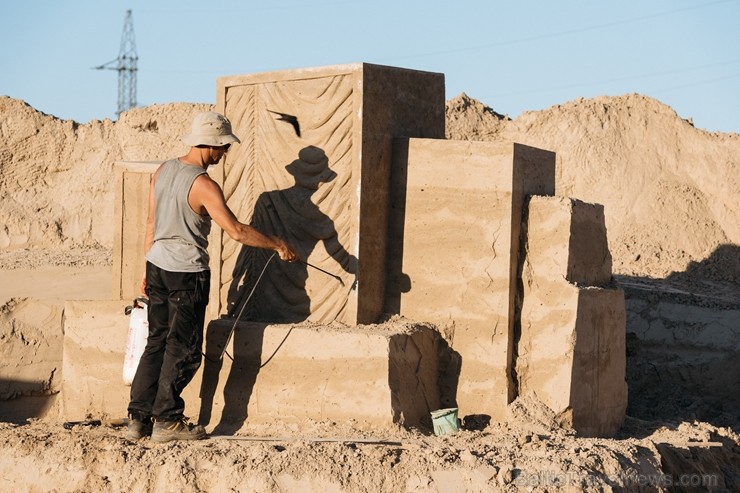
[182,111,241,147]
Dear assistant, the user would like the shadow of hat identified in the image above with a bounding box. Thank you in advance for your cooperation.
[285,146,337,189]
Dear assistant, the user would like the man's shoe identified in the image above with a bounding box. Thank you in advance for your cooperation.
[125,415,153,440]
[151,418,207,443]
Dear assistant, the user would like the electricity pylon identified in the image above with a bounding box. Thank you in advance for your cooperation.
[95,10,138,118]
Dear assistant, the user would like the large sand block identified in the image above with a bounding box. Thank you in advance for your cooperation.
[521,195,612,286]
[195,320,442,432]
[517,284,627,437]
[517,196,627,437]
[60,302,442,429]
[211,63,445,326]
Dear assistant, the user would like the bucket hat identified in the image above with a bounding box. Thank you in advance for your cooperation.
[182,111,241,147]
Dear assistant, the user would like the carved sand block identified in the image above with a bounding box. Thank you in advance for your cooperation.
[210,63,445,326]
[386,138,555,422]
[193,320,441,431]
[60,300,130,420]
[517,196,627,437]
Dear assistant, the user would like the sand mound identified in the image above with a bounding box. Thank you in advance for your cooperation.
[0,97,213,265]
[446,92,740,280]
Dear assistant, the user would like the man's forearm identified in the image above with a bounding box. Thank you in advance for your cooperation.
[231,223,280,250]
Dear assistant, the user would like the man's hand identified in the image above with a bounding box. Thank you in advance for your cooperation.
[140,273,147,295]
[273,238,299,262]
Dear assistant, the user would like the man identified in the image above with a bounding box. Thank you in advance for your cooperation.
[126,111,298,442]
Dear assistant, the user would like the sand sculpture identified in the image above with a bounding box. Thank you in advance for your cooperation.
[3,79,739,492]
[59,63,626,438]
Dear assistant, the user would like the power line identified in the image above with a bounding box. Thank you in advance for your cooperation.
[380,0,734,62]
[94,10,138,118]
[489,59,740,98]
[648,71,740,96]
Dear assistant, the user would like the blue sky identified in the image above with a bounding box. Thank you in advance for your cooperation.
[2,0,739,133]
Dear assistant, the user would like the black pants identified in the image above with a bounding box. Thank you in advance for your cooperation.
[128,262,210,421]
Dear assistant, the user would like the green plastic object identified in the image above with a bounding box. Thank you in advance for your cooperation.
[431,408,460,436]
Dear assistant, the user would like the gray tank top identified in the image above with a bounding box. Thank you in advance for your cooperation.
[145,158,211,272]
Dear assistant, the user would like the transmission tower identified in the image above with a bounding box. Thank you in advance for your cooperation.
[95,10,138,117]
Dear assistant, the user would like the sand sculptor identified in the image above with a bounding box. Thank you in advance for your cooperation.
[125,111,298,443]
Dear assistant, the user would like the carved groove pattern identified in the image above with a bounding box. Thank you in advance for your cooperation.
[220,75,356,323]
[220,86,256,300]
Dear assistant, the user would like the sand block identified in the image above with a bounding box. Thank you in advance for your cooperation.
[60,300,130,420]
[210,63,445,327]
[111,161,161,301]
[0,298,64,422]
[194,320,441,431]
[524,196,612,286]
[517,195,626,437]
[386,139,555,421]
[517,284,627,437]
[0,298,64,400]
[59,302,442,429]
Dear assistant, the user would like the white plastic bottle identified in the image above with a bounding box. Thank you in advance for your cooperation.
[122,297,149,386]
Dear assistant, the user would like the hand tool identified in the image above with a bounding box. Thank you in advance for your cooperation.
[301,260,344,286]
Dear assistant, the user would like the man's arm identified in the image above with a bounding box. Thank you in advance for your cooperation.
[191,174,298,262]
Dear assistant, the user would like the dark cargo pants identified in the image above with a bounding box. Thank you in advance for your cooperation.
[128,262,210,421]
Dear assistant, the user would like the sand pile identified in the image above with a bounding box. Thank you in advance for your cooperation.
[0,96,212,268]
[446,92,740,280]
[1,93,739,491]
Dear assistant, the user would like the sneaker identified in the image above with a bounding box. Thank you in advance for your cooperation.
[150,418,207,443]
[125,415,153,440]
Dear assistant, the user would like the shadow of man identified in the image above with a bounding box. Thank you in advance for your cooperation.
[201,145,357,434]
[228,145,356,322]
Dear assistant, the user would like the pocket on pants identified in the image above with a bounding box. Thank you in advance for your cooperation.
[194,271,211,306]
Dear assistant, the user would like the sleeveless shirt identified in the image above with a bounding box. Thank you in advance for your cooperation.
[145,159,211,272]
